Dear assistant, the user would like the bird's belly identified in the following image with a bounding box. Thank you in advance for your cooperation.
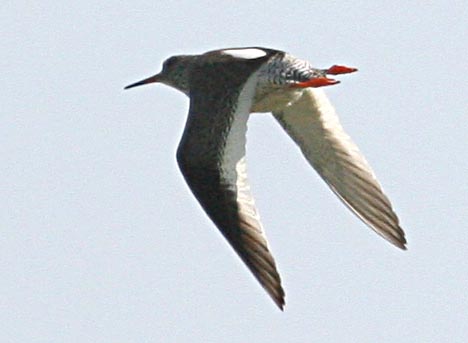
[251,88,303,113]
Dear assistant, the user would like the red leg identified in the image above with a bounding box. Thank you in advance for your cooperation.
[327,65,358,75]
[291,77,340,88]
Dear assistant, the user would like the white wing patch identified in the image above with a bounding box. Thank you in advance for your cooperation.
[220,69,265,222]
[220,71,259,184]
[221,48,267,59]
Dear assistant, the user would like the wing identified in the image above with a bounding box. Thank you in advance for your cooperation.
[273,88,407,249]
[176,66,285,309]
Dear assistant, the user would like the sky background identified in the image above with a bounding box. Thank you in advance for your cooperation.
[1,1,467,342]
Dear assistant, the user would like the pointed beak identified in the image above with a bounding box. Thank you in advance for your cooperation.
[124,73,161,90]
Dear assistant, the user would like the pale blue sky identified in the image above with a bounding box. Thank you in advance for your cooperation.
[1,1,467,342]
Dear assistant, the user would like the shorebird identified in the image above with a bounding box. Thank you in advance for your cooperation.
[125,47,407,310]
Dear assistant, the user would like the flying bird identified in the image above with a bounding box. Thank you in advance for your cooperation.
[125,47,407,310]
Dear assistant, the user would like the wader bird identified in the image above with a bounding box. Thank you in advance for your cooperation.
[125,47,407,310]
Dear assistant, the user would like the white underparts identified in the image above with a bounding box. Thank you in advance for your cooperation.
[221,48,267,59]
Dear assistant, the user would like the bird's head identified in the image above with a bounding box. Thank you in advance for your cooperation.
[125,55,194,94]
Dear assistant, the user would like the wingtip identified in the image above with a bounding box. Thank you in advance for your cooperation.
[390,234,407,251]
[272,285,286,311]
[264,280,286,311]
[274,297,286,311]
[395,241,408,250]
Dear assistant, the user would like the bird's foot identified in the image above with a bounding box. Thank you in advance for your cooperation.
[326,65,358,75]
[291,77,340,88]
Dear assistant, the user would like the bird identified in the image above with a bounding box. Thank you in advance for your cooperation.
[124,47,407,310]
